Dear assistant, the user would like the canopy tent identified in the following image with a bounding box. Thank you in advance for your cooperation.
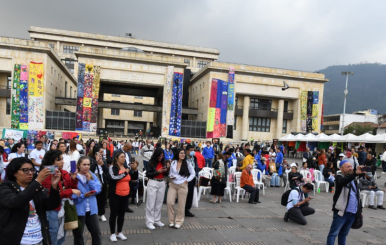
[279,132,386,143]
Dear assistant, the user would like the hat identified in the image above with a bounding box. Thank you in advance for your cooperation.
[290,163,297,168]
[366,172,373,177]
[339,153,345,157]
[339,159,350,168]
[346,151,352,157]
[261,157,267,161]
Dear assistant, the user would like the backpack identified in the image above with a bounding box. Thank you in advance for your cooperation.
[213,168,223,180]
[281,188,299,206]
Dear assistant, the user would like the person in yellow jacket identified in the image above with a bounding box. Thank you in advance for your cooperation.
[238,149,254,171]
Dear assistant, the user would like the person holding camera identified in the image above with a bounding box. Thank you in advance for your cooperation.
[284,183,315,225]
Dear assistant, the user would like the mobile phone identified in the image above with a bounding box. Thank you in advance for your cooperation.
[362,166,372,172]
[163,166,167,169]
[89,190,96,194]
[70,161,76,173]
[45,165,58,174]
[130,157,135,163]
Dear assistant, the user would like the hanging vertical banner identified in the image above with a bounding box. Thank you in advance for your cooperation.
[226,67,235,128]
[162,66,174,134]
[19,65,29,129]
[168,72,183,136]
[207,78,228,138]
[220,80,228,137]
[76,63,100,132]
[11,64,21,129]
[28,62,44,129]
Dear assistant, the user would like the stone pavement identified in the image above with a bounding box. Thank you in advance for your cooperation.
[62,156,386,245]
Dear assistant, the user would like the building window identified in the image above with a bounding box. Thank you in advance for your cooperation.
[203,82,205,88]
[49,44,55,49]
[63,45,79,54]
[235,96,238,106]
[234,116,237,130]
[249,117,271,132]
[200,84,201,90]
[134,110,142,117]
[64,59,75,74]
[197,99,199,108]
[284,101,289,112]
[70,86,72,98]
[283,119,287,133]
[65,81,67,98]
[6,98,11,114]
[134,96,143,99]
[74,90,76,98]
[111,108,120,115]
[184,59,190,64]
[197,61,208,68]
[250,98,272,110]
[7,76,11,89]
[202,97,204,103]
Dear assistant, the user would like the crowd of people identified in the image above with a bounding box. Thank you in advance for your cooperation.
[0,136,384,245]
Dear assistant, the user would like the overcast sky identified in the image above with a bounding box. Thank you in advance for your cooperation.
[1,0,385,72]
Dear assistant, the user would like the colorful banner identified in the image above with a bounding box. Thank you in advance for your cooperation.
[300,90,320,133]
[300,91,307,120]
[162,66,174,134]
[62,132,82,140]
[168,72,183,136]
[226,67,235,127]
[207,78,228,138]
[209,79,218,108]
[28,62,44,129]
[2,128,28,142]
[20,66,29,128]
[76,63,100,132]
[11,65,21,129]
[206,108,215,132]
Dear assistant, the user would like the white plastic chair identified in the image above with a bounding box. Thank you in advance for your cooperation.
[202,167,213,174]
[233,172,246,203]
[142,170,148,202]
[314,170,329,193]
[197,170,212,201]
[232,159,237,167]
[227,167,236,191]
[251,169,265,195]
[300,170,315,195]
[224,181,232,202]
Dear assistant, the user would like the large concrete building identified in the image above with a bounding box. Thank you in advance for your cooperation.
[0,26,328,141]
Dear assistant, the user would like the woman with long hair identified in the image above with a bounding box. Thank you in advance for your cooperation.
[72,156,102,245]
[40,150,80,245]
[86,141,95,156]
[167,148,195,229]
[68,141,81,168]
[58,142,71,173]
[210,152,228,203]
[90,146,109,222]
[145,148,169,229]
[0,157,61,245]
[318,149,327,173]
[8,143,26,161]
[164,143,174,161]
[108,152,130,242]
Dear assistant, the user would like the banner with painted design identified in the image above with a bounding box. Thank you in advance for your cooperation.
[28,62,44,129]
[206,78,228,138]
[11,65,21,128]
[300,90,319,132]
[168,72,183,136]
[162,66,174,134]
[19,65,29,129]
[226,67,235,127]
[76,63,100,132]
[2,128,28,142]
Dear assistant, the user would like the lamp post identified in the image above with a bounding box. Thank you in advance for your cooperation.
[341,71,354,135]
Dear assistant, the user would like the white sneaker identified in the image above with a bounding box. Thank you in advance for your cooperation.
[146,224,156,230]
[382,172,386,174]
[174,224,181,229]
[154,221,165,227]
[110,234,118,242]
[100,215,107,222]
[169,223,175,228]
[116,233,127,240]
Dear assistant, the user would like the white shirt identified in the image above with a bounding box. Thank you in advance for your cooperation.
[9,152,25,160]
[20,187,43,245]
[169,160,195,185]
[76,144,83,152]
[78,174,90,212]
[381,152,386,162]
[286,188,303,210]
[62,153,71,173]
[95,165,104,183]
[30,149,46,170]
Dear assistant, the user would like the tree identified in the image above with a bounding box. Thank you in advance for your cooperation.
[344,124,375,136]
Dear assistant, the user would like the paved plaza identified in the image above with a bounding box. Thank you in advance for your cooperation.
[62,157,386,245]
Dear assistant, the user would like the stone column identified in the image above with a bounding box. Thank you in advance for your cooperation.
[146,122,150,130]
[124,120,128,136]
[241,96,250,141]
[276,99,284,139]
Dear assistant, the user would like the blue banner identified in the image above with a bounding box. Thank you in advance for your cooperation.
[169,72,183,136]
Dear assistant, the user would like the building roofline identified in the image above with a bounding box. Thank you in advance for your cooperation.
[190,61,329,84]
[29,26,220,55]
[0,36,77,85]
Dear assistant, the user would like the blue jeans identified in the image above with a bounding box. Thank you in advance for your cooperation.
[46,210,66,245]
[205,158,213,168]
[143,160,149,171]
[270,173,280,186]
[327,212,356,245]
[319,164,325,173]
[325,177,334,189]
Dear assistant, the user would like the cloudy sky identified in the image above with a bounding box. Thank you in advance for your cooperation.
[1,0,385,72]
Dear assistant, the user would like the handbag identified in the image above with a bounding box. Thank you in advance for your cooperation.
[64,200,80,230]
[351,211,363,229]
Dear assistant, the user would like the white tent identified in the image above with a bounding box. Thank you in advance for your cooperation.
[279,132,386,143]
[355,133,375,142]
[367,134,386,143]
[315,133,330,142]
[334,133,359,142]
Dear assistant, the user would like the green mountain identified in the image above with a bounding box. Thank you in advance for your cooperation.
[317,63,386,115]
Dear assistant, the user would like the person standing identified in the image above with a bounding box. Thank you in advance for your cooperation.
[202,141,215,168]
[210,153,228,203]
[240,164,260,204]
[194,147,206,171]
[72,157,102,245]
[108,152,131,242]
[141,139,154,170]
[326,160,364,245]
[145,148,169,230]
[364,153,377,175]
[239,149,254,171]
[318,149,327,173]
[381,148,386,174]
[164,144,174,161]
[167,149,195,229]
[30,141,46,171]
[185,144,198,217]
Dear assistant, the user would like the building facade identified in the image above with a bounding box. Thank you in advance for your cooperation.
[323,111,378,135]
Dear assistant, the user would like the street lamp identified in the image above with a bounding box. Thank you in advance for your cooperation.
[341,71,354,135]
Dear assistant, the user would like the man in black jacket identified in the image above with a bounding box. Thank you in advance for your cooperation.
[364,153,377,175]
[357,147,367,166]
[326,160,364,245]
[185,144,198,217]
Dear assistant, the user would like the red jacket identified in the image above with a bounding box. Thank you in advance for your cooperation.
[41,169,78,210]
[195,151,206,169]
[108,143,114,158]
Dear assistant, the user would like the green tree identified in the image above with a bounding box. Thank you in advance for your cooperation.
[344,124,374,135]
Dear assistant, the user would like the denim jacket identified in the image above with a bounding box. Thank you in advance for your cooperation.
[71,172,101,216]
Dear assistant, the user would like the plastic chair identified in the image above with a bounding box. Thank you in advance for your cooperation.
[227,167,236,191]
[224,181,232,202]
[314,170,329,193]
[233,172,246,203]
[300,170,315,195]
[197,170,212,201]
[251,169,265,195]
[232,159,237,167]
[360,190,378,208]
[142,170,148,202]
[202,167,213,174]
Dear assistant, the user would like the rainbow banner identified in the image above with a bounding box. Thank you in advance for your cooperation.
[207,78,228,138]
[169,72,183,136]
[28,62,44,129]
[11,64,21,129]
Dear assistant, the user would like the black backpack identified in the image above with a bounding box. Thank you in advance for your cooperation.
[281,188,299,206]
